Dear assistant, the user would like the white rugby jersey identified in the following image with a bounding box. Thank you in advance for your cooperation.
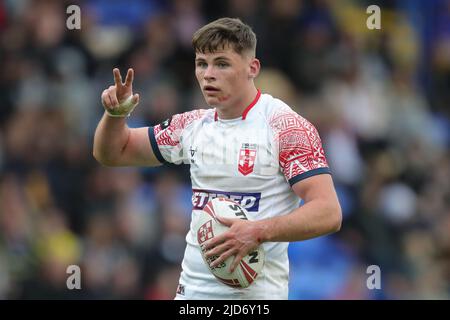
[148,90,331,299]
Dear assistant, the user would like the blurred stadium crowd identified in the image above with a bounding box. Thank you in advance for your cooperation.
[0,0,449,299]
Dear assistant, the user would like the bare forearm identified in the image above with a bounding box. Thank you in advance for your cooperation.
[93,112,130,165]
[258,199,342,243]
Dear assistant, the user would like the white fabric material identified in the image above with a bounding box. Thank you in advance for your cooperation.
[151,93,329,299]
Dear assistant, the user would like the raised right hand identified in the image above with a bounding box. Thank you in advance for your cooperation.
[101,68,140,117]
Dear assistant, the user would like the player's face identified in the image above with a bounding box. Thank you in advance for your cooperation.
[195,46,257,108]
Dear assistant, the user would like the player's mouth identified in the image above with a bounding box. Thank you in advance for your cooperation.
[203,85,220,94]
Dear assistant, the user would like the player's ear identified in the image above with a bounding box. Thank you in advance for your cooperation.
[248,58,260,79]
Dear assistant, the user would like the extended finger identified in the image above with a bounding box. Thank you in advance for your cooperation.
[210,248,237,269]
[124,68,134,87]
[229,253,245,273]
[203,234,225,251]
[113,68,123,87]
[204,241,230,259]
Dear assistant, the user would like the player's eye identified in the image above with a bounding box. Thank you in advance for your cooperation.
[217,62,229,68]
[196,61,207,68]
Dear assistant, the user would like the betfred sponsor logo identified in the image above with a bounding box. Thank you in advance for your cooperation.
[192,189,261,212]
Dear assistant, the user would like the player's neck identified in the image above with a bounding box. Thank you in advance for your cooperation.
[215,87,259,120]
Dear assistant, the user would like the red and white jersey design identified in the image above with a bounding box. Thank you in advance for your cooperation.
[148,91,330,299]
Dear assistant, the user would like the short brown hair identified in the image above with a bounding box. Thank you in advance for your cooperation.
[192,18,257,56]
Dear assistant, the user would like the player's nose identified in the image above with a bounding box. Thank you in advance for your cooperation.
[204,65,216,81]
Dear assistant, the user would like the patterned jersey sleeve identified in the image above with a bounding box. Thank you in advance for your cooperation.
[269,106,331,186]
[148,109,207,165]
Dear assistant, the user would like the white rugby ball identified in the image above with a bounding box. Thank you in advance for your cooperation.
[195,197,265,288]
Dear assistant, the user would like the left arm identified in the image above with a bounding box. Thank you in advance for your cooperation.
[259,173,341,242]
[204,173,342,271]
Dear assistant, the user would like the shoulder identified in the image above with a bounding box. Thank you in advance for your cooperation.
[260,95,330,183]
[259,93,315,134]
[154,108,213,134]
[169,108,213,129]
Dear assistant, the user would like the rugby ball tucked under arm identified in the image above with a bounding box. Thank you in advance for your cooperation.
[195,197,265,288]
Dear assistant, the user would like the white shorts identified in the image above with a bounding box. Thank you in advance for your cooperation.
[174,242,289,300]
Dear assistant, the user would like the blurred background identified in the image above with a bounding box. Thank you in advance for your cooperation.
[0,0,449,299]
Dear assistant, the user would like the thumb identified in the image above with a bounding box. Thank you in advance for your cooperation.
[216,215,234,227]
[131,93,139,105]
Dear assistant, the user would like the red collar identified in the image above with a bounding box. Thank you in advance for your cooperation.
[214,89,261,121]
